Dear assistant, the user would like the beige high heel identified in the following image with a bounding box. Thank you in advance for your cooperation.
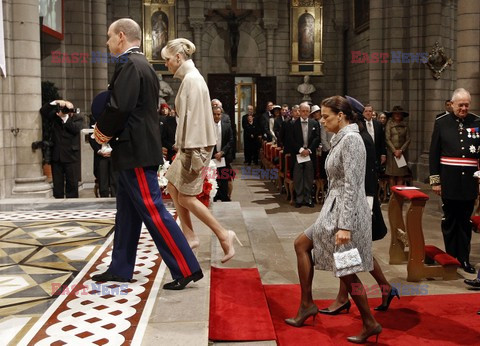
[221,230,243,263]
[189,239,200,250]
[285,304,319,327]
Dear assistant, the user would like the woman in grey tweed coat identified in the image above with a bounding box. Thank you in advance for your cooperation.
[285,96,381,344]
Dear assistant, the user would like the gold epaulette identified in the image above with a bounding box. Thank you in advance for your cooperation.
[93,125,112,144]
[429,175,440,186]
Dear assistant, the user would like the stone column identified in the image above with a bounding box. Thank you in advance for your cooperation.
[188,1,205,72]
[189,18,204,71]
[416,0,456,182]
[5,0,51,197]
[92,0,108,96]
[368,0,385,108]
[263,20,277,76]
[262,0,278,76]
[456,0,480,111]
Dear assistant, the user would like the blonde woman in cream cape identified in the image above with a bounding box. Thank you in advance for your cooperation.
[163,38,241,263]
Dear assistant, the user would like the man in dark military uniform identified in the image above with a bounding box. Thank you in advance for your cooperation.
[92,18,202,290]
[429,88,480,274]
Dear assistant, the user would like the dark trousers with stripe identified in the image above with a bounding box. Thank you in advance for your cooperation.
[441,198,474,263]
[109,166,200,280]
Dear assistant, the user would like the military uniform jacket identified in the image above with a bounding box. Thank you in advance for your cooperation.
[96,48,163,171]
[429,112,480,200]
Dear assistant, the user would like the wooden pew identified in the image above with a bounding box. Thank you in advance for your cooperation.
[315,152,327,204]
[388,186,460,281]
[283,153,294,204]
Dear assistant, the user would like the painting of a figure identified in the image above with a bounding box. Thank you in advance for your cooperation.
[39,0,63,39]
[151,10,168,60]
[298,13,314,61]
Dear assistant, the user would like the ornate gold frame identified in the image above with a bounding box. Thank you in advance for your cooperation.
[426,41,453,80]
[290,0,324,75]
[142,0,176,72]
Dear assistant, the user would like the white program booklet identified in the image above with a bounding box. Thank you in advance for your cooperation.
[394,155,407,168]
[214,157,226,168]
[296,154,311,163]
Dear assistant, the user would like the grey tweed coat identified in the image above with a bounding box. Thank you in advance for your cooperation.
[307,123,373,276]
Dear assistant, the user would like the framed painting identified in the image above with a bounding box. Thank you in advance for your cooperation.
[39,0,64,40]
[142,0,176,72]
[353,0,369,34]
[290,0,324,75]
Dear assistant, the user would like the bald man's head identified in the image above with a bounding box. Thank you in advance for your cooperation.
[107,18,141,55]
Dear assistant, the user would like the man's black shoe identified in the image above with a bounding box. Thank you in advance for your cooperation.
[307,202,315,208]
[464,278,480,288]
[295,203,302,208]
[462,261,476,274]
[91,271,131,283]
[163,270,204,290]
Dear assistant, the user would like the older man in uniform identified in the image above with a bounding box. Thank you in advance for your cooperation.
[92,18,202,290]
[429,88,480,274]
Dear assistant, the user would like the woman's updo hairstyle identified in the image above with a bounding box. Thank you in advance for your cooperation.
[321,95,357,123]
[161,38,196,60]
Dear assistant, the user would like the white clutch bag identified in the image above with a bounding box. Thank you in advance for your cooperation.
[333,243,363,277]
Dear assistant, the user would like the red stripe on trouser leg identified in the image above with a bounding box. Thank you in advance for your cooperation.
[134,167,192,277]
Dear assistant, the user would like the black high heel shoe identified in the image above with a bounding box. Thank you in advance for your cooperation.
[347,324,382,344]
[319,300,351,315]
[374,286,400,311]
[284,304,319,327]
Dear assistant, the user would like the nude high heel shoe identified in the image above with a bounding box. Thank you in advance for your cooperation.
[285,305,319,327]
[188,239,200,250]
[347,324,382,344]
[221,230,243,263]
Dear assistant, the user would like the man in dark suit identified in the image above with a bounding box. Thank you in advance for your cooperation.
[274,104,290,147]
[242,105,259,165]
[429,88,480,274]
[212,106,235,201]
[159,109,177,162]
[291,102,320,207]
[211,98,236,158]
[363,104,386,172]
[435,99,453,119]
[280,105,300,173]
[40,100,83,198]
[241,104,255,129]
[261,101,274,141]
[92,18,201,289]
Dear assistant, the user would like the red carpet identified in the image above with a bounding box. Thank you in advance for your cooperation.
[209,267,276,341]
[265,284,480,345]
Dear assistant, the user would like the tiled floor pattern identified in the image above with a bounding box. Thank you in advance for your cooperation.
[0,206,175,345]
[0,210,117,222]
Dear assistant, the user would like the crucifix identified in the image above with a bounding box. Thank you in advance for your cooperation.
[209,0,259,72]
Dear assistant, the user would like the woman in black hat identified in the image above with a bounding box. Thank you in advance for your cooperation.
[385,106,411,187]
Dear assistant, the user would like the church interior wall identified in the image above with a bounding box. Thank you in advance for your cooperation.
[305,0,345,106]
[0,0,476,198]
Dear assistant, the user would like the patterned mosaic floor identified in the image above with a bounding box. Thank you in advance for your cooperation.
[0,208,174,345]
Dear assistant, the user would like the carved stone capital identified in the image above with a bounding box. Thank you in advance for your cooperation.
[189,17,204,30]
[263,18,278,30]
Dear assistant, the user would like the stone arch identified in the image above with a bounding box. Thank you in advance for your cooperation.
[202,22,266,75]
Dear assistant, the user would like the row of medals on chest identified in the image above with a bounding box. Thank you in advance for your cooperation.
[459,123,479,138]
[458,124,480,153]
